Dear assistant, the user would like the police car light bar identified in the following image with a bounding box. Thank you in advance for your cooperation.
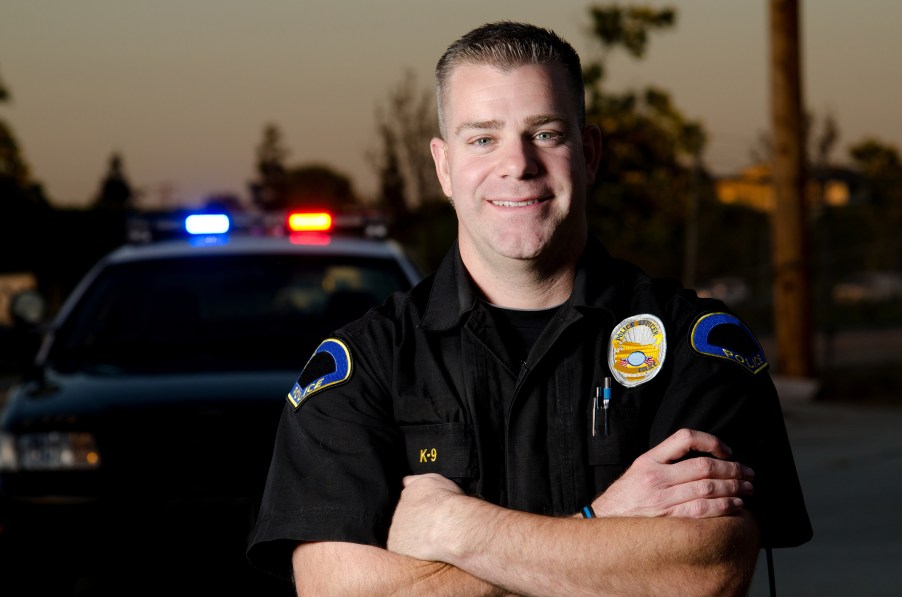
[287,212,333,232]
[126,207,387,244]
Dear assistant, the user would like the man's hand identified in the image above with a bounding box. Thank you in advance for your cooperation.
[591,428,754,519]
[387,473,466,562]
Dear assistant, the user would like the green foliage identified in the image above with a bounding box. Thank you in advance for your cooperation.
[588,4,676,59]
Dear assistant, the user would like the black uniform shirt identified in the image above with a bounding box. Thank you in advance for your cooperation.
[247,236,813,580]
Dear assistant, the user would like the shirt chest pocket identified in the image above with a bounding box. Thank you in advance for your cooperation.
[587,405,645,467]
[400,423,479,480]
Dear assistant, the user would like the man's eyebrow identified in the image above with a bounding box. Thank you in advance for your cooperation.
[453,114,569,136]
[525,113,568,127]
[454,119,503,136]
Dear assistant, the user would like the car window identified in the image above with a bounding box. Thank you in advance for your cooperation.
[48,253,410,374]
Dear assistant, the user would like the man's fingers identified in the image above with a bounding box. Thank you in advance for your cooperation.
[665,477,754,507]
[670,497,746,519]
[645,428,733,464]
[669,456,755,483]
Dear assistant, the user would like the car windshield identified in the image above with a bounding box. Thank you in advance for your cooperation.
[47,253,411,374]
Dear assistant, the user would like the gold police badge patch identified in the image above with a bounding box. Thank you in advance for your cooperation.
[609,314,667,387]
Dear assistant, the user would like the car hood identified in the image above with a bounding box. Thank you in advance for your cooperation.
[1,368,301,501]
[3,368,298,427]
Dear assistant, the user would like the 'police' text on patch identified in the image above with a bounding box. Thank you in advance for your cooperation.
[288,338,353,410]
[689,312,768,374]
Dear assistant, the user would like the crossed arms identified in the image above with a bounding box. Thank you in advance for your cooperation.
[291,429,761,597]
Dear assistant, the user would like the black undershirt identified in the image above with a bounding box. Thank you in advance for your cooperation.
[482,301,561,367]
[480,301,561,505]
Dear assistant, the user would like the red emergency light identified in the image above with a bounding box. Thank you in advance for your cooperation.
[287,212,333,232]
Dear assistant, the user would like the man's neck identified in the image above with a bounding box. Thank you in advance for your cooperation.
[459,238,585,310]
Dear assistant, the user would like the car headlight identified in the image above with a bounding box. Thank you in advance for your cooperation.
[0,431,101,471]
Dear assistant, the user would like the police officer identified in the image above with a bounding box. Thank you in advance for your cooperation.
[248,21,812,596]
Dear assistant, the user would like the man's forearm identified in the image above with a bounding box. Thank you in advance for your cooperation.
[292,540,519,597]
[410,498,760,597]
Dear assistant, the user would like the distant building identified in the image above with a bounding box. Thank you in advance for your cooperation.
[715,163,864,212]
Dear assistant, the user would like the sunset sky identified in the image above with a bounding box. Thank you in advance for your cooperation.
[2,0,900,209]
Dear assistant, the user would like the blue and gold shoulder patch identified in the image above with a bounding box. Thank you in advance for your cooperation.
[287,338,352,410]
[689,312,768,374]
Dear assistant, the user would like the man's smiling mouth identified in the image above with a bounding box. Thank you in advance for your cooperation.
[489,198,546,207]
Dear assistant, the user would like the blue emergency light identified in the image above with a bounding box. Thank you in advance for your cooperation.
[184,214,231,235]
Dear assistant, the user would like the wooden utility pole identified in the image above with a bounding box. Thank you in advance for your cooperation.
[769,0,814,378]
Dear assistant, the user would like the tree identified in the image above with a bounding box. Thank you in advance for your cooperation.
[0,119,31,190]
[250,123,290,211]
[0,68,9,103]
[249,123,361,213]
[92,152,134,210]
[283,164,359,211]
[0,70,32,191]
[369,69,452,272]
[849,138,902,192]
[370,69,443,212]
[0,69,51,271]
[846,138,902,270]
[374,124,409,225]
[769,0,813,378]
[583,5,712,280]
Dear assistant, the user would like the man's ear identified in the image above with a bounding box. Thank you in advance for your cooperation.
[430,137,453,198]
[582,124,602,186]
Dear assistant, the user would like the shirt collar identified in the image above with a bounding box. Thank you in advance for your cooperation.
[418,235,622,331]
[419,241,481,331]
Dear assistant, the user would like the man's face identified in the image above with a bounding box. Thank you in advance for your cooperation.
[431,63,600,268]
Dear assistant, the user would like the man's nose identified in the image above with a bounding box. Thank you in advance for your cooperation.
[497,138,539,179]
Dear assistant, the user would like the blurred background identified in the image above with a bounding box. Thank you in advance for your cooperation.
[1,1,901,594]
[2,0,901,384]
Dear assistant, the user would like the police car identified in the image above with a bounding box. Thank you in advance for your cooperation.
[0,209,421,595]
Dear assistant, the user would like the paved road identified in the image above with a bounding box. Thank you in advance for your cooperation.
[748,395,902,596]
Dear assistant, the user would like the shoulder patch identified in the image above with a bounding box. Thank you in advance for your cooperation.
[609,314,667,387]
[689,312,768,374]
[287,338,353,410]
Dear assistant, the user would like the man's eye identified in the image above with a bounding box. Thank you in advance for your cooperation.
[535,131,562,142]
[472,137,492,146]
